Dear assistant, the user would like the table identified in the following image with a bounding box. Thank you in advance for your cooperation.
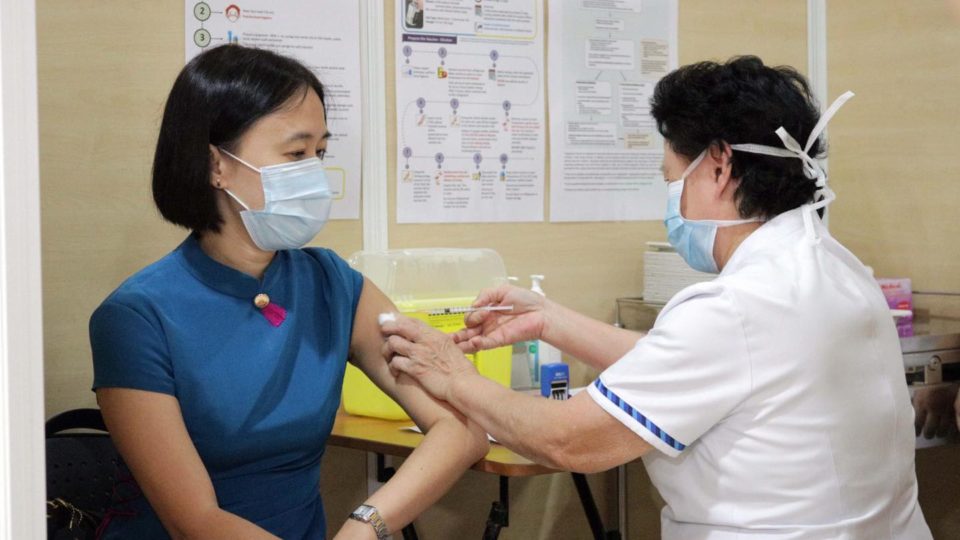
[329,413,620,539]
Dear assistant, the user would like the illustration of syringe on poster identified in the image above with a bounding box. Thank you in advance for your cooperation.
[395,0,546,224]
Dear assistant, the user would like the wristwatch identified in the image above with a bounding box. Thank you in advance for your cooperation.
[349,504,391,539]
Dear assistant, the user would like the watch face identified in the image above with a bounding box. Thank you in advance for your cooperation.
[356,504,375,520]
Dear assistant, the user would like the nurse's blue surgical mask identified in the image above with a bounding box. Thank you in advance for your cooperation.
[664,151,761,274]
[219,149,332,251]
[665,90,857,271]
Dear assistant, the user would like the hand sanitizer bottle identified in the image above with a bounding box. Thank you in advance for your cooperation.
[530,275,563,379]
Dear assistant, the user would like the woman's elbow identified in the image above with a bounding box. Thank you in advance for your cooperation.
[464,422,491,463]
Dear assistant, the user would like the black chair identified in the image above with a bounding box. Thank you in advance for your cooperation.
[46,408,125,539]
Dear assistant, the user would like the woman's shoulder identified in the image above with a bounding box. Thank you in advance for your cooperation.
[294,247,365,309]
[296,247,361,282]
[96,241,191,316]
[297,246,349,267]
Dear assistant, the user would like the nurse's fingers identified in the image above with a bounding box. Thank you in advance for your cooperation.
[466,334,503,353]
[464,285,512,326]
[380,315,425,342]
[384,334,417,359]
[463,307,495,328]
[389,355,414,376]
[388,359,401,378]
[456,338,479,354]
[452,326,483,345]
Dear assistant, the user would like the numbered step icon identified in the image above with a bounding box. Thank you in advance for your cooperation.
[194,28,212,48]
[193,2,211,21]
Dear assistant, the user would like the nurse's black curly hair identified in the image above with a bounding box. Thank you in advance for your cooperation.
[650,56,823,219]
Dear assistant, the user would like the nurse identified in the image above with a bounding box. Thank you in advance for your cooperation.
[381,56,933,539]
[90,45,488,539]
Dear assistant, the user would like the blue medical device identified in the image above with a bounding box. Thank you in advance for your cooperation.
[540,363,569,400]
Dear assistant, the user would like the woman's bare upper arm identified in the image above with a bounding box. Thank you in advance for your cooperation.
[96,387,219,538]
[349,278,464,430]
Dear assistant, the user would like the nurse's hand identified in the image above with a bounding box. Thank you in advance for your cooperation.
[912,383,959,439]
[452,284,546,354]
[381,315,478,402]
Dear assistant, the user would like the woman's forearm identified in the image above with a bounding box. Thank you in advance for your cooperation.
[542,299,644,371]
[177,508,279,540]
[359,417,488,534]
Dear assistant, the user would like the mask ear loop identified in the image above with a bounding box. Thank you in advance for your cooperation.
[217,147,259,211]
[218,147,261,173]
[224,189,252,211]
[679,150,708,183]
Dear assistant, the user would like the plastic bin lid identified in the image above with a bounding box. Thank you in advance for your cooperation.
[348,248,507,303]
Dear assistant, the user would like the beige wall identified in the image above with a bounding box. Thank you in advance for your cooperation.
[41,1,960,539]
[827,2,960,538]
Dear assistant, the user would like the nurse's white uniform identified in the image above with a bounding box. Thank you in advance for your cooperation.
[587,206,931,539]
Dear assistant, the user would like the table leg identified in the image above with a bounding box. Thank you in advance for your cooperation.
[375,453,420,539]
[481,475,509,540]
[617,464,627,537]
[571,472,620,540]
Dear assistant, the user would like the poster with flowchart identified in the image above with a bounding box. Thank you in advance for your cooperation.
[185,1,362,220]
[395,0,546,223]
[548,0,678,222]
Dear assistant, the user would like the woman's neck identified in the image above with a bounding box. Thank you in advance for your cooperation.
[198,208,274,280]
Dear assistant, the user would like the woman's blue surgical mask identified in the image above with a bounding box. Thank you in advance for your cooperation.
[220,149,332,251]
[664,151,761,274]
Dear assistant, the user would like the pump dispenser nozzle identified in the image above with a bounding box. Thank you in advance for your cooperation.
[530,274,545,296]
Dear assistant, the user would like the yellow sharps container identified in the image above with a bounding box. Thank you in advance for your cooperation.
[343,249,512,420]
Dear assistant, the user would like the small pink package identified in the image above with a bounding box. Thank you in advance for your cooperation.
[877,278,913,337]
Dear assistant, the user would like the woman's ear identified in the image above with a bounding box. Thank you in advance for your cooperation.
[209,144,225,189]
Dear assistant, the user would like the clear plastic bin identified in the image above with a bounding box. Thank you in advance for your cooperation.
[343,249,512,420]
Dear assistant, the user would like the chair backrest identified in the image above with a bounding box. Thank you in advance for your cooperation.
[45,408,123,520]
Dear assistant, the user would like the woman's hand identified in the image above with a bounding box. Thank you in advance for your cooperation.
[452,284,547,353]
[332,518,378,540]
[381,315,479,402]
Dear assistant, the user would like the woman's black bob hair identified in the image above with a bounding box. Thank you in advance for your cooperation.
[152,44,325,233]
[650,55,823,219]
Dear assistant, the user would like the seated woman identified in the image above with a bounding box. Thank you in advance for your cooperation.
[89,44,488,540]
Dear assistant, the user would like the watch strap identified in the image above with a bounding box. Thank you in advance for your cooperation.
[349,504,390,539]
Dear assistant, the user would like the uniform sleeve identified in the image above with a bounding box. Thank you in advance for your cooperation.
[90,300,175,395]
[587,284,752,457]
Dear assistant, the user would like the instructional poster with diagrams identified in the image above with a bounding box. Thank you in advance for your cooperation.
[185,1,362,220]
[395,0,546,223]
[548,0,677,222]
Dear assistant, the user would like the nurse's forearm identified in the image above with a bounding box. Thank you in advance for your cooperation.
[543,299,644,371]
[358,416,488,534]
[447,372,574,470]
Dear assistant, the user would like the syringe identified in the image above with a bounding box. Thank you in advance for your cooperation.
[416,305,514,316]
[378,305,513,325]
